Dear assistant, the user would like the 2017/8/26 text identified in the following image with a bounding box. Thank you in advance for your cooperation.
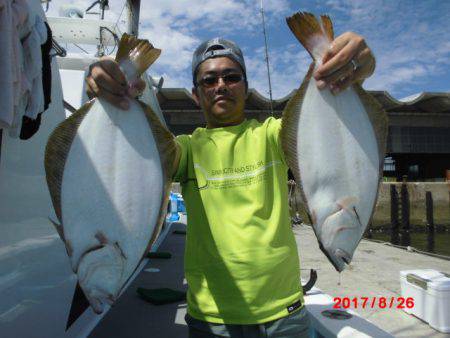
[333,297,415,309]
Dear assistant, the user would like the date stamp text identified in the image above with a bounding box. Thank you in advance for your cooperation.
[333,297,414,309]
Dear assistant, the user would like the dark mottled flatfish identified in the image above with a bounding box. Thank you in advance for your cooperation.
[44,34,179,313]
[281,12,388,271]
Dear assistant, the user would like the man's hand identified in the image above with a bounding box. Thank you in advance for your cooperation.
[86,56,146,110]
[313,32,375,95]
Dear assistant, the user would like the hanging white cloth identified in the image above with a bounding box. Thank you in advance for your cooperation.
[0,0,15,129]
[24,14,47,120]
[2,0,50,138]
[7,0,33,137]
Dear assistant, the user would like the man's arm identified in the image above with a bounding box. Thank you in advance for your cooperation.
[172,135,190,183]
[85,57,146,109]
[313,32,376,94]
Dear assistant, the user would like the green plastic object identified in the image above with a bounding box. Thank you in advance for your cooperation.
[146,251,172,259]
[136,287,186,305]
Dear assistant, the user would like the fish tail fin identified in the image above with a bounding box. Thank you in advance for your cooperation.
[320,15,334,41]
[286,12,333,61]
[115,34,140,62]
[115,33,161,77]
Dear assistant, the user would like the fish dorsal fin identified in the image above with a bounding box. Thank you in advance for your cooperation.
[353,84,389,169]
[49,217,66,242]
[137,101,180,179]
[115,33,161,80]
[286,12,333,62]
[137,101,181,250]
[280,63,316,225]
[44,101,94,224]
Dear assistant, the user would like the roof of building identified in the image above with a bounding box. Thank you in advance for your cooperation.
[157,88,450,114]
[370,91,450,114]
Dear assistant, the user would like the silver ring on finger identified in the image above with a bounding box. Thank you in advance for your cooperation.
[350,59,358,72]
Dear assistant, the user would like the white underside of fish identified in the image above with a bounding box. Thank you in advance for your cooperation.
[298,75,380,271]
[61,99,163,311]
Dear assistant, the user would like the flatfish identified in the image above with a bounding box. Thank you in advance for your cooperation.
[281,12,388,271]
[44,34,179,313]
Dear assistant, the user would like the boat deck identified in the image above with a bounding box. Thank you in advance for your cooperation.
[89,221,449,338]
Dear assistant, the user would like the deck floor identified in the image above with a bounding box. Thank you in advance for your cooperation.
[89,222,189,338]
[294,224,450,338]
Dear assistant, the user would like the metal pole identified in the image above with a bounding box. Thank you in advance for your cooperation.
[0,130,2,166]
[260,0,274,115]
[100,0,106,19]
[390,184,399,245]
[126,0,140,36]
[400,176,410,246]
[426,191,435,252]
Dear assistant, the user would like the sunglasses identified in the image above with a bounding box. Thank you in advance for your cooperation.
[197,73,244,88]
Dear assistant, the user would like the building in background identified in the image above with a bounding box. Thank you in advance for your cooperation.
[157,89,450,182]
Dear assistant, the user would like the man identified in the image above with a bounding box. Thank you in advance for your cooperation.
[86,31,375,338]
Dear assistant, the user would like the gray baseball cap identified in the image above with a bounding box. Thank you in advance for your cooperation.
[192,38,246,85]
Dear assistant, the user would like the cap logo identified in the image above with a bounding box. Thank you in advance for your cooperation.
[203,48,232,60]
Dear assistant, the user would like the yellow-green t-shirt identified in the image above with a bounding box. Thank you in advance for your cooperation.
[174,117,303,324]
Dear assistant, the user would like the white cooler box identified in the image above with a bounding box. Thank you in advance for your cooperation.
[400,269,450,333]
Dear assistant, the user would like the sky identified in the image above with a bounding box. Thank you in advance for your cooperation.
[46,0,450,100]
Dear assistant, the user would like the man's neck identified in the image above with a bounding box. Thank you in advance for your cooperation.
[206,117,245,129]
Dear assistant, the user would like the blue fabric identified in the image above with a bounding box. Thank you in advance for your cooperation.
[186,307,311,338]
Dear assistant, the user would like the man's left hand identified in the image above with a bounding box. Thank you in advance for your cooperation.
[313,32,375,94]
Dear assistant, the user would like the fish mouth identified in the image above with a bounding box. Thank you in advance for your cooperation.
[318,239,352,272]
[334,249,352,264]
[335,248,352,267]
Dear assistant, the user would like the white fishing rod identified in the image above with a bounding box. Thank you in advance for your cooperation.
[260,0,274,115]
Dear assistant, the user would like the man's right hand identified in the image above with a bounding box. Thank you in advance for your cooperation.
[86,57,146,110]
